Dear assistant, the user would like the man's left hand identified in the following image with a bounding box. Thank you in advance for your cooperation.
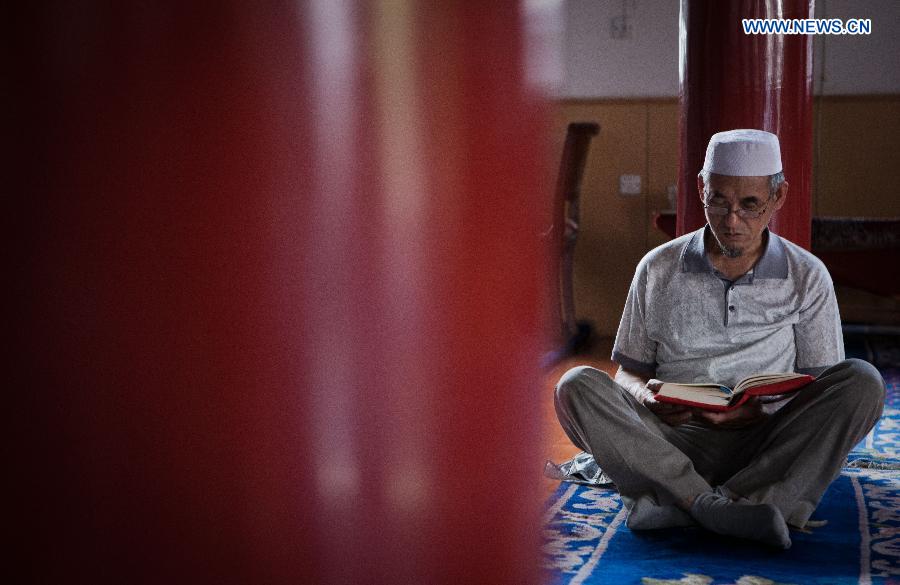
[695,396,767,428]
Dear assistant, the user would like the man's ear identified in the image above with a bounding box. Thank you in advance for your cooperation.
[772,180,789,211]
[697,175,705,203]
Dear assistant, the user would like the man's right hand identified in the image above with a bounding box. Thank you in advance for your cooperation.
[614,367,694,426]
[643,379,694,426]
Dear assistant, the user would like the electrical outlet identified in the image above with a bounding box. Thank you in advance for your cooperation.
[619,174,642,195]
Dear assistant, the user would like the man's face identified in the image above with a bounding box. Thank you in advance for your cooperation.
[698,173,786,258]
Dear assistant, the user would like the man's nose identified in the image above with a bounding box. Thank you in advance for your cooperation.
[723,208,742,226]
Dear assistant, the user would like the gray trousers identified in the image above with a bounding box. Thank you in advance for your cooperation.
[554,359,885,528]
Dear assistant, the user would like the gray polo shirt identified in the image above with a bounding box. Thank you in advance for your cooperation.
[612,226,844,387]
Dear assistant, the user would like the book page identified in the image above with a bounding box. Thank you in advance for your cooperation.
[734,372,808,393]
[657,383,733,406]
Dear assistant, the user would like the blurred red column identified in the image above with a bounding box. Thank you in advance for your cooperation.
[677,0,814,248]
[12,2,550,584]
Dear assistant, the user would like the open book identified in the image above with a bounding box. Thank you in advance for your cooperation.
[654,373,815,412]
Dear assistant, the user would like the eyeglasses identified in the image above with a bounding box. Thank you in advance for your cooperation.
[703,197,772,220]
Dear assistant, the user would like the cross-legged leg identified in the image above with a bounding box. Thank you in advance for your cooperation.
[554,365,802,547]
[722,358,885,528]
[554,366,711,528]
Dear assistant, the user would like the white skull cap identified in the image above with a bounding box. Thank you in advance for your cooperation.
[702,129,783,176]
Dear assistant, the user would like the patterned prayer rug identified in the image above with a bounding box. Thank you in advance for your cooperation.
[543,367,900,585]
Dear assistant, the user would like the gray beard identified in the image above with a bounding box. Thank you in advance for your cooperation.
[715,239,744,258]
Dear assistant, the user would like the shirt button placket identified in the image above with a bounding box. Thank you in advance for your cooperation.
[725,285,736,326]
[728,286,736,325]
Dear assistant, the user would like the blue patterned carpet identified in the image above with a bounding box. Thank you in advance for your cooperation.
[543,367,900,585]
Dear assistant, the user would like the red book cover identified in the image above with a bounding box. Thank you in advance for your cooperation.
[654,374,814,412]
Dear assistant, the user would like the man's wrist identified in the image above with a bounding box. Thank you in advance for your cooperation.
[630,383,656,406]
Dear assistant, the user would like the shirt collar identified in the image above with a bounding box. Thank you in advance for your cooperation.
[681,225,788,279]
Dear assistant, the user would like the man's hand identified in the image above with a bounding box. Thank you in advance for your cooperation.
[615,367,769,429]
[643,379,694,426]
[694,396,767,429]
[614,368,695,426]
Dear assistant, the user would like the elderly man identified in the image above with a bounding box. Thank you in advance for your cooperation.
[554,129,885,549]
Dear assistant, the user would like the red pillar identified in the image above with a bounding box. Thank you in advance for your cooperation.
[13,3,549,583]
[677,0,814,248]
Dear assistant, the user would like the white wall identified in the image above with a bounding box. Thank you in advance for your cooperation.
[560,0,900,99]
[813,0,900,94]
[563,0,679,98]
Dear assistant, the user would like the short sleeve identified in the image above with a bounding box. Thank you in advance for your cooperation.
[611,260,658,377]
[794,266,844,375]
